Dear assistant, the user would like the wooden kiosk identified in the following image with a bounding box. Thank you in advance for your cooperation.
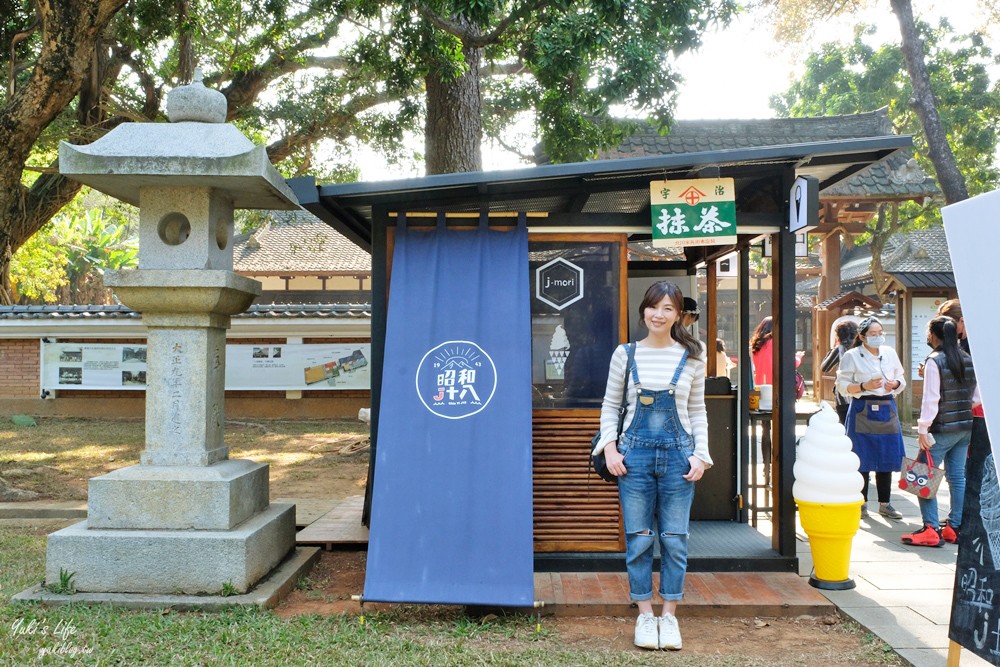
[290,135,910,572]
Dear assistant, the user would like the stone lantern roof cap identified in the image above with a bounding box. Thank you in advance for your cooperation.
[58,69,298,211]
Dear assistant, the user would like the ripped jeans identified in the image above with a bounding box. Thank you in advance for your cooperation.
[616,437,696,602]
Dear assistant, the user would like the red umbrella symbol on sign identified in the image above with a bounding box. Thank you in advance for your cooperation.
[680,186,706,206]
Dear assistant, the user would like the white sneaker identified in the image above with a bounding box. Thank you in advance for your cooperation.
[658,613,682,650]
[634,612,658,649]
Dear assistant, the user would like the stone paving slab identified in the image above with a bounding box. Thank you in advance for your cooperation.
[0,500,86,519]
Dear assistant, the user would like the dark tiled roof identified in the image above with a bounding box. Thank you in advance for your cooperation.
[600,110,894,159]
[0,305,141,320]
[796,277,819,310]
[597,109,937,199]
[234,209,371,274]
[0,303,371,320]
[822,152,938,199]
[840,226,953,287]
[796,255,822,271]
[816,291,883,311]
[891,272,955,289]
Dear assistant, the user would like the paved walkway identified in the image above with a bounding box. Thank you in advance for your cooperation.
[793,434,990,667]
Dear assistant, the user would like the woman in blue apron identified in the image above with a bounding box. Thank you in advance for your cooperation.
[596,282,711,651]
[836,316,906,520]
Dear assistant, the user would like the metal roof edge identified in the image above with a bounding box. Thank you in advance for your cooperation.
[314,136,913,198]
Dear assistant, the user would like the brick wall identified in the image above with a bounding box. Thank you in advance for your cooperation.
[0,339,40,398]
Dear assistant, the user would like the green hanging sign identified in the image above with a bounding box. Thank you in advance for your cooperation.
[650,178,737,248]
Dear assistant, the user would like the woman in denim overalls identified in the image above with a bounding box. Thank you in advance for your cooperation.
[600,282,711,650]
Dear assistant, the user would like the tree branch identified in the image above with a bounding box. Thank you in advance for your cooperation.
[7,1,40,96]
[217,16,349,114]
[416,1,549,48]
[112,47,162,120]
[484,60,528,77]
[264,90,399,164]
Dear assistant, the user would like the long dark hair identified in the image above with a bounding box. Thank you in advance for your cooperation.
[750,316,772,354]
[928,315,970,383]
[638,281,701,358]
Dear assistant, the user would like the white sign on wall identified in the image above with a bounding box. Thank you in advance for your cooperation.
[910,296,946,380]
[41,342,371,392]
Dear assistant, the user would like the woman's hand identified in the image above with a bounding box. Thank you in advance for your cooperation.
[604,441,626,477]
[860,378,884,392]
[684,456,707,481]
[918,433,934,451]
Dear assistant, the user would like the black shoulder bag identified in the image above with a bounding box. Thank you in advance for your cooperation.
[590,342,636,483]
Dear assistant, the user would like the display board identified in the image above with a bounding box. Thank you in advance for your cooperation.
[41,342,370,391]
[949,422,1000,664]
[910,296,942,380]
[943,188,1000,663]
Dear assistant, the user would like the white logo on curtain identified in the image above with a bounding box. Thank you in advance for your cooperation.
[415,341,497,419]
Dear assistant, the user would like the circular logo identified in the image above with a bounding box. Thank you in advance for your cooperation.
[415,341,497,419]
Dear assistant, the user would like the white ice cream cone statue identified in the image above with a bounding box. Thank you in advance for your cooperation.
[793,403,864,590]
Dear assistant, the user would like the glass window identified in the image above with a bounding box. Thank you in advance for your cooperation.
[529,240,620,408]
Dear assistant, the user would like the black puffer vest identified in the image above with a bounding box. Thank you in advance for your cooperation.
[928,350,976,433]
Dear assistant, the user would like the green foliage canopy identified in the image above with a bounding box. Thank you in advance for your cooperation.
[346,0,737,163]
[771,21,1000,199]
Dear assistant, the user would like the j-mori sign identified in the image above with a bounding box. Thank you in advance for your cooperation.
[650,178,737,248]
[535,257,584,310]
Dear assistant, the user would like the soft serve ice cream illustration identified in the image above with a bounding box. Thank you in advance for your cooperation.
[794,403,864,589]
[546,325,571,379]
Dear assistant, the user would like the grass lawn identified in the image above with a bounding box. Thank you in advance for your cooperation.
[0,524,902,666]
[0,418,902,665]
[1,529,591,666]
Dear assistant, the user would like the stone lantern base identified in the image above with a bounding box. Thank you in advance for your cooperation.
[45,503,295,595]
[36,456,297,595]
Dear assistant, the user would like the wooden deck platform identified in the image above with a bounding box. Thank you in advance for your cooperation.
[291,496,829,617]
[534,571,831,617]
[295,496,368,548]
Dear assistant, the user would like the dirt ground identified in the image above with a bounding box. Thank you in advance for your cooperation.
[0,419,372,501]
[275,550,899,664]
[1,417,901,664]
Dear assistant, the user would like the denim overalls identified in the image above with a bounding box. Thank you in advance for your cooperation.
[616,348,695,602]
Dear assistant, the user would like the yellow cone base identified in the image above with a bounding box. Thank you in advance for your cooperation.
[796,499,862,586]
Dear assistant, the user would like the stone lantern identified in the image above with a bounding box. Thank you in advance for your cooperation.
[36,72,306,598]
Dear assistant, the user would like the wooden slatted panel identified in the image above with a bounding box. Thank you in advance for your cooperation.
[533,410,624,552]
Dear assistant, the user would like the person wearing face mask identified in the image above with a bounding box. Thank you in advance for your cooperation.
[902,315,980,547]
[836,316,907,520]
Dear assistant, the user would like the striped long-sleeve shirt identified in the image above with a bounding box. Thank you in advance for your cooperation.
[594,342,712,467]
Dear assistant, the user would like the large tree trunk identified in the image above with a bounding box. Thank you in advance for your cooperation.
[0,0,126,304]
[889,0,969,204]
[424,20,483,175]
